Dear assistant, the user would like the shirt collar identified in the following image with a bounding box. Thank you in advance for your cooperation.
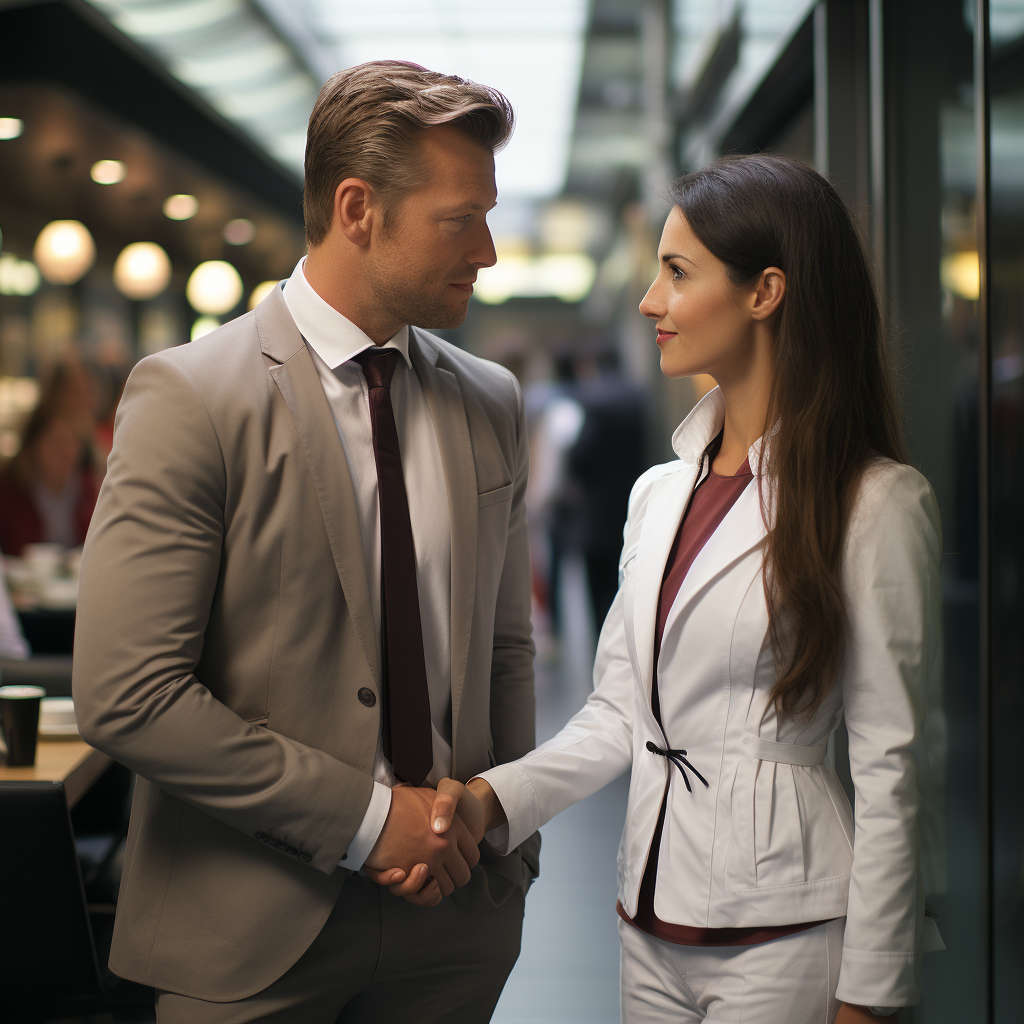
[282,257,412,371]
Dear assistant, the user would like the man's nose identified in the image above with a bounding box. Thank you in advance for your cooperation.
[469,226,497,269]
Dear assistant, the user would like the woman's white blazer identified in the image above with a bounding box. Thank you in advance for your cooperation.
[481,387,943,1008]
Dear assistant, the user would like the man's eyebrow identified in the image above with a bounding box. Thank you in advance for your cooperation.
[661,252,696,266]
[442,201,497,215]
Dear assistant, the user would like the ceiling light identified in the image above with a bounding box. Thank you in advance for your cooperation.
[248,280,279,309]
[91,159,127,184]
[0,253,41,296]
[474,252,596,304]
[186,260,243,314]
[113,242,172,301]
[940,251,980,300]
[191,316,221,341]
[33,220,96,285]
[224,218,255,245]
[0,118,23,140]
[163,194,199,221]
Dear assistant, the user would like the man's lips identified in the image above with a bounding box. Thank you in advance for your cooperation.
[450,281,474,294]
[656,329,677,345]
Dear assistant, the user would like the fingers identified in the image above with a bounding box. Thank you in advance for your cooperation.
[453,818,482,871]
[364,867,406,886]
[430,779,466,833]
[401,879,442,908]
[432,864,456,897]
[387,863,432,897]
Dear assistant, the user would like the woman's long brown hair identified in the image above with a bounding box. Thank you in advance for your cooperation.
[670,154,908,718]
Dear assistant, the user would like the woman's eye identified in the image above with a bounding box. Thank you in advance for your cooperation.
[671,265,686,281]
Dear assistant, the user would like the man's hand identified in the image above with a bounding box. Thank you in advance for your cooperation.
[363,785,480,907]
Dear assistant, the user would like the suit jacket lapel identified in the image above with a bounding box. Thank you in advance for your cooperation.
[408,329,477,751]
[255,286,380,687]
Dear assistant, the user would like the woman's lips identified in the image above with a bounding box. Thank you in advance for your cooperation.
[656,330,677,345]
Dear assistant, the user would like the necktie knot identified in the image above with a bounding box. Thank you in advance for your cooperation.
[354,347,400,390]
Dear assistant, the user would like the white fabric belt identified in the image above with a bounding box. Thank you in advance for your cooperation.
[744,735,827,766]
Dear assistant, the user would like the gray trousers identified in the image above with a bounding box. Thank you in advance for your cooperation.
[156,872,526,1024]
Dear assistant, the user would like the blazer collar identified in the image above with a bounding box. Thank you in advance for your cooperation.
[671,385,771,472]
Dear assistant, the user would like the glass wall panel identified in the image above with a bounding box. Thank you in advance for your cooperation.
[989,1,1024,1016]
[886,1,984,1020]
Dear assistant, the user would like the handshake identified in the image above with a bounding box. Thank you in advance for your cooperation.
[362,778,506,907]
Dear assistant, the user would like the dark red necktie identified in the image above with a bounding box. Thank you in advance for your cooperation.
[353,347,433,786]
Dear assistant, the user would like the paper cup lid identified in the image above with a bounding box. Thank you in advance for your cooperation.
[0,685,47,699]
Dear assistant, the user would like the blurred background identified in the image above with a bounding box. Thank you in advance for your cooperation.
[0,0,1021,1021]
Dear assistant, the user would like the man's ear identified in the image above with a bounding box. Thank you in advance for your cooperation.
[333,178,377,246]
[750,267,786,321]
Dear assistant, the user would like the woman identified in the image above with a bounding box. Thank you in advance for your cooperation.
[0,400,99,556]
[384,155,942,1022]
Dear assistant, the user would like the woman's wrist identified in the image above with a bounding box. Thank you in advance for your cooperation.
[467,777,506,831]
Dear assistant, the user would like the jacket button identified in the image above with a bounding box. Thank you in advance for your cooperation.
[357,688,376,707]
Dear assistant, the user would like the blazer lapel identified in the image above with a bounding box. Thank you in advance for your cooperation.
[664,478,769,629]
[408,330,477,754]
[629,466,700,706]
[255,286,379,687]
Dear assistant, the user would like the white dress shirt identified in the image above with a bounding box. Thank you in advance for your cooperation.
[282,258,453,870]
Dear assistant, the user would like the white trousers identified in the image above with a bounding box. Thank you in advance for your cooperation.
[618,916,845,1024]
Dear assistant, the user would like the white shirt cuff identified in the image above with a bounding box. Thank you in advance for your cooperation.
[340,781,392,870]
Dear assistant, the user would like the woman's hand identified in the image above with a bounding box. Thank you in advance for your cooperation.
[430,777,506,840]
[835,1004,898,1023]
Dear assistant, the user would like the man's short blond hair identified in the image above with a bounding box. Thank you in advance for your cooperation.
[303,61,514,246]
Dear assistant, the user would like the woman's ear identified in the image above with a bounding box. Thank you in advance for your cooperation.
[750,267,786,321]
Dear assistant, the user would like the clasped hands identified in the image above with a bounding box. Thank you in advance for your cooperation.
[363,778,503,907]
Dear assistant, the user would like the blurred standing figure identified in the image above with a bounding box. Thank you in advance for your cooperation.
[566,350,647,630]
[0,402,99,555]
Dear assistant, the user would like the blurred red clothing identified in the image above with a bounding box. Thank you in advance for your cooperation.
[0,467,99,556]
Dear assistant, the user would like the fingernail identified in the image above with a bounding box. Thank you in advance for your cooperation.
[434,818,445,831]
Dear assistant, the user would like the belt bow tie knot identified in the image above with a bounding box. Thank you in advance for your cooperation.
[645,741,709,793]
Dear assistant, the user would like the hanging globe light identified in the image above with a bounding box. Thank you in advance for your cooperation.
[33,220,96,285]
[113,242,172,301]
[186,260,243,315]
[248,280,280,309]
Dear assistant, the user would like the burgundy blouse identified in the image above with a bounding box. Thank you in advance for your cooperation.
[617,457,829,946]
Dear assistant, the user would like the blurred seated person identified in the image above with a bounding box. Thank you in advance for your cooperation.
[0,402,99,556]
[0,558,31,658]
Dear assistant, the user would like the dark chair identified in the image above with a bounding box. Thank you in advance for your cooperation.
[0,781,154,1021]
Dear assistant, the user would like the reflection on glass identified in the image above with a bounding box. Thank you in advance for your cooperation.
[989,2,1024,1015]
[888,2,982,1020]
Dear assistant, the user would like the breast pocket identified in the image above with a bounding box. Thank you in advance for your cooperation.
[477,482,513,510]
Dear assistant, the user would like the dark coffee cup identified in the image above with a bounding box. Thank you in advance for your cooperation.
[0,685,47,766]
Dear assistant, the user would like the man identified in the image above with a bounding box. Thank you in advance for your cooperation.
[73,61,539,1023]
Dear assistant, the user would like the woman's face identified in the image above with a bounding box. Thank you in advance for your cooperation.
[639,206,762,382]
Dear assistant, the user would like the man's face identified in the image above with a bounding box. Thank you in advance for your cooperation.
[366,125,498,330]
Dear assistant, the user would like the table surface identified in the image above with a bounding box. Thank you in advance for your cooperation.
[0,738,112,808]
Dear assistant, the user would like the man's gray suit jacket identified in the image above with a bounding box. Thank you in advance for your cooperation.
[72,286,540,1001]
